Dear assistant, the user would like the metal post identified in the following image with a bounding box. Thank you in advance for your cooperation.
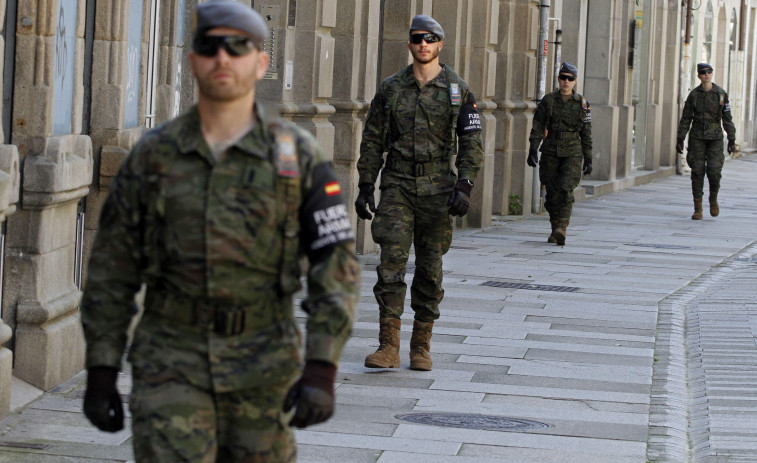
[532,0,551,214]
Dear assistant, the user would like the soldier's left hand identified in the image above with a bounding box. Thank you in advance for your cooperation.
[727,139,735,154]
[448,179,473,217]
[582,157,592,176]
[83,367,124,433]
[283,361,336,428]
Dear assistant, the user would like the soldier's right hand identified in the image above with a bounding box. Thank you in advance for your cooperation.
[83,367,124,433]
[676,138,684,154]
[527,148,539,167]
[354,182,376,220]
[283,361,337,428]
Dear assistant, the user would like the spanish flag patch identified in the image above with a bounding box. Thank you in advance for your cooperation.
[325,181,341,196]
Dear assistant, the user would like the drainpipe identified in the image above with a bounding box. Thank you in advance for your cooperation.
[532,0,551,214]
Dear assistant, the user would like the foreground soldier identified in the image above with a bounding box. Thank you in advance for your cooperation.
[676,62,736,220]
[527,62,592,245]
[80,1,359,461]
[356,15,483,371]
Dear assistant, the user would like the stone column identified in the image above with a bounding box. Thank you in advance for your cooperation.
[434,0,496,228]
[6,0,93,390]
[0,146,20,419]
[327,0,381,254]
[659,1,682,168]
[582,0,620,181]
[84,1,150,290]
[642,0,667,171]
[258,0,337,154]
[615,0,636,180]
[492,0,539,216]
[155,0,196,124]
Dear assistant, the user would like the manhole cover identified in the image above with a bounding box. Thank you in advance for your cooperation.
[395,412,551,432]
[480,281,579,292]
[626,243,694,250]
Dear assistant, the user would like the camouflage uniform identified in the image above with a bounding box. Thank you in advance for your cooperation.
[529,90,592,221]
[81,105,359,462]
[358,64,482,322]
[677,83,736,199]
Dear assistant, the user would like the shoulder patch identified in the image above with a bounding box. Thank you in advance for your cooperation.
[582,97,590,110]
[274,130,299,178]
[450,83,461,106]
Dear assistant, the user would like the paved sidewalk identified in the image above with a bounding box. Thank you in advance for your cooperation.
[2,155,757,462]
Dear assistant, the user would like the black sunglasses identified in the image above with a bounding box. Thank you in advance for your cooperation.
[193,35,257,57]
[558,74,576,82]
[698,69,712,75]
[410,33,441,44]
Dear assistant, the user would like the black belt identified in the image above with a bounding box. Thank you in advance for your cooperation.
[547,131,580,140]
[150,290,290,336]
[385,157,446,177]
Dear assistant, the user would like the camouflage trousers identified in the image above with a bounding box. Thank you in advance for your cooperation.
[539,154,583,220]
[130,376,296,462]
[686,137,724,198]
[371,185,453,322]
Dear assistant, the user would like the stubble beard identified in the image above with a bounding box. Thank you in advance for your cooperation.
[412,46,440,65]
[197,67,255,102]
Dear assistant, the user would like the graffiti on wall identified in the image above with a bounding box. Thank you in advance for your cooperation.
[52,0,77,135]
[124,1,144,128]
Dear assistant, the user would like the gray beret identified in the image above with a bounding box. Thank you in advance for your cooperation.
[697,62,713,73]
[195,0,268,49]
[559,61,578,77]
[409,15,444,41]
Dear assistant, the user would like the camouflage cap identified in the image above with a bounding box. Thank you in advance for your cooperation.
[195,0,268,49]
[697,62,713,73]
[409,15,444,41]
[559,61,578,77]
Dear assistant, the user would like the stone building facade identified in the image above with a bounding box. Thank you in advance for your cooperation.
[0,0,755,420]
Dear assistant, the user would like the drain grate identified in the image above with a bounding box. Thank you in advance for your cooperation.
[480,280,579,292]
[0,442,51,450]
[396,412,551,432]
[626,243,694,250]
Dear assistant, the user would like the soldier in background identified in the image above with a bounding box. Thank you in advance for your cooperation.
[79,1,359,461]
[676,62,736,220]
[527,61,592,246]
[355,15,483,371]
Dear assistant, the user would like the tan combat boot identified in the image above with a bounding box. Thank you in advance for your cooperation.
[553,218,569,246]
[709,192,719,217]
[409,320,434,371]
[692,198,703,220]
[364,318,401,368]
[548,219,559,243]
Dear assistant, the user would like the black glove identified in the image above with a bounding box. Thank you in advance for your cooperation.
[527,148,539,167]
[582,157,592,176]
[727,139,735,154]
[283,360,336,428]
[83,367,124,433]
[354,183,376,220]
[448,179,473,217]
[676,138,684,154]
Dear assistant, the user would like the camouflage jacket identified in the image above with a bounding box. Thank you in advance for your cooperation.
[677,83,736,141]
[81,105,359,391]
[358,64,483,195]
[529,90,592,159]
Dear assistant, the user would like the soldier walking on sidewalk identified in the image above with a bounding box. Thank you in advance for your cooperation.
[527,62,593,245]
[355,14,483,371]
[79,1,359,461]
[677,62,736,220]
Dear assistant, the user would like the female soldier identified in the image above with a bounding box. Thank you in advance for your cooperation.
[527,62,592,245]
